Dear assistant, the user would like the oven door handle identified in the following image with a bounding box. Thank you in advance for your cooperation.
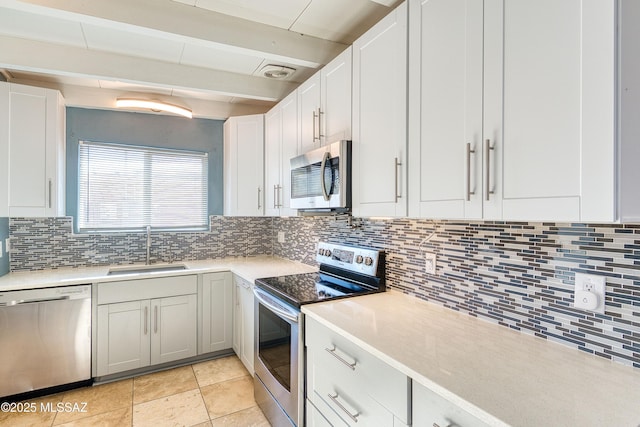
[253,288,299,324]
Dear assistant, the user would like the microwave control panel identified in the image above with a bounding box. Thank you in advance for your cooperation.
[316,242,381,276]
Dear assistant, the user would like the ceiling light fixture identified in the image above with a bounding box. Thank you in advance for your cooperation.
[261,64,296,79]
[115,98,193,118]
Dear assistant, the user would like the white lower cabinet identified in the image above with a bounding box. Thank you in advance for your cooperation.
[413,381,490,427]
[305,317,410,426]
[232,275,254,374]
[95,275,198,377]
[200,272,233,354]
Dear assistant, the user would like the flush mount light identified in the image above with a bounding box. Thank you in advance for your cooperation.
[115,98,193,118]
[261,64,296,79]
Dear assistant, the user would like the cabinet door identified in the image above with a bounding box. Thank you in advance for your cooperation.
[151,294,197,365]
[298,72,321,154]
[96,300,150,376]
[201,272,233,354]
[223,114,264,216]
[352,2,408,217]
[408,0,483,219]
[321,46,352,144]
[484,0,615,221]
[232,280,242,357]
[279,91,299,216]
[1,83,65,217]
[264,107,282,216]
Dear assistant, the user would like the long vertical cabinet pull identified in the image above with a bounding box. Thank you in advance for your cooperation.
[484,139,495,201]
[273,185,278,209]
[313,110,319,141]
[317,108,324,139]
[257,187,261,210]
[144,306,148,335]
[277,185,282,208]
[395,158,402,202]
[48,179,52,208]
[466,143,475,201]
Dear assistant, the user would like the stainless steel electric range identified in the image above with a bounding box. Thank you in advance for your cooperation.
[253,242,385,427]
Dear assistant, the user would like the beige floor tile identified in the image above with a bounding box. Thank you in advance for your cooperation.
[54,406,132,427]
[132,389,209,427]
[200,376,255,420]
[53,379,133,425]
[133,366,199,404]
[210,406,270,427]
[0,393,63,427]
[193,356,248,388]
[190,422,213,427]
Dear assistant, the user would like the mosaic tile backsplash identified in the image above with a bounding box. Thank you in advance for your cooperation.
[8,215,640,369]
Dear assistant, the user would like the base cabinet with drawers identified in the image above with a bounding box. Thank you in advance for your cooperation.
[305,317,410,426]
[95,275,198,377]
[413,381,490,427]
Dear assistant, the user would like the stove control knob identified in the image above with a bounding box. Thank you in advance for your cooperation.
[325,250,332,257]
[356,255,364,264]
[318,249,325,256]
[364,257,373,266]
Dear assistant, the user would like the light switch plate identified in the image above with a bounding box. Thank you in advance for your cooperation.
[4,238,8,253]
[277,231,285,243]
[574,272,606,314]
[424,252,436,274]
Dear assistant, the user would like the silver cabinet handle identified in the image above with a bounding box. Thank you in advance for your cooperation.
[313,110,319,141]
[257,187,261,210]
[433,422,460,427]
[320,151,331,201]
[325,346,356,370]
[48,179,52,208]
[277,185,282,208]
[327,392,359,423]
[273,185,278,209]
[466,143,475,201]
[317,108,324,138]
[144,306,148,335]
[484,139,495,201]
[395,157,402,202]
[154,305,158,334]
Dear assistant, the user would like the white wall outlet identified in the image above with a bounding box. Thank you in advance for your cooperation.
[4,238,9,253]
[424,252,437,274]
[574,272,606,314]
[277,231,285,243]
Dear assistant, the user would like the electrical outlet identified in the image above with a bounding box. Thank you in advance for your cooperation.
[4,238,9,253]
[574,272,606,313]
[424,252,436,274]
[277,231,285,243]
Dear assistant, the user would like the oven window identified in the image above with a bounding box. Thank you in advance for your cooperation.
[258,304,292,391]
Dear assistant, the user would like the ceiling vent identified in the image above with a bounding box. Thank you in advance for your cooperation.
[260,64,296,79]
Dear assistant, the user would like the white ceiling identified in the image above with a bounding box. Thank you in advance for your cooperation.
[0,0,401,119]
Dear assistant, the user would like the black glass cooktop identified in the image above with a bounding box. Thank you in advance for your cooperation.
[255,272,379,309]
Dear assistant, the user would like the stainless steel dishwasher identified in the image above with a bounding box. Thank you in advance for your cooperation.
[0,284,92,398]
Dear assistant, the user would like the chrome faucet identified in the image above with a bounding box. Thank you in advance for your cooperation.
[146,225,151,265]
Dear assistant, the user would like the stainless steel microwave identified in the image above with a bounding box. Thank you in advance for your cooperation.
[290,140,351,212]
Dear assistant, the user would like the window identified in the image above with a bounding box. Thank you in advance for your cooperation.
[78,141,208,232]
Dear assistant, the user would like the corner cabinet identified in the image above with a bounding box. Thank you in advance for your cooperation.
[265,91,298,216]
[408,0,620,222]
[298,46,352,154]
[95,275,198,377]
[223,114,264,216]
[232,275,254,374]
[0,82,65,217]
[352,2,408,218]
[200,272,233,354]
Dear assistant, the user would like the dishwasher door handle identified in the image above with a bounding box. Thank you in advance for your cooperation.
[0,296,71,306]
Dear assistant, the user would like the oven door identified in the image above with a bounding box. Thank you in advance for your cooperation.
[290,140,350,210]
[253,287,300,425]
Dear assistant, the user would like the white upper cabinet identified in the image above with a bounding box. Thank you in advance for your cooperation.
[0,82,66,217]
[409,0,617,222]
[352,2,408,218]
[265,91,298,216]
[223,114,264,216]
[298,47,352,154]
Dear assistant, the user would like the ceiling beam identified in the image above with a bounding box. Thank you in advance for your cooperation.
[5,0,347,68]
[0,35,297,101]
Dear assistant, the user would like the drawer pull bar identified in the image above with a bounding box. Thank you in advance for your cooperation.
[327,392,359,423]
[325,346,356,370]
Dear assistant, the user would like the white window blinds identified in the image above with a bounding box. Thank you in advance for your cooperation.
[78,141,208,231]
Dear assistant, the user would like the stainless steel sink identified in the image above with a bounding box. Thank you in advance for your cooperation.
[107,264,188,276]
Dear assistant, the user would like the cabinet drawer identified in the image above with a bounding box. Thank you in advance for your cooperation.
[413,381,490,427]
[97,275,197,304]
[305,317,410,423]
[306,399,340,427]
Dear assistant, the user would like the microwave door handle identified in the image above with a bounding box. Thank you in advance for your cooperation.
[320,151,331,201]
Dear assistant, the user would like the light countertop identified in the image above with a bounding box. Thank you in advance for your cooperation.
[302,291,640,427]
[0,256,317,292]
